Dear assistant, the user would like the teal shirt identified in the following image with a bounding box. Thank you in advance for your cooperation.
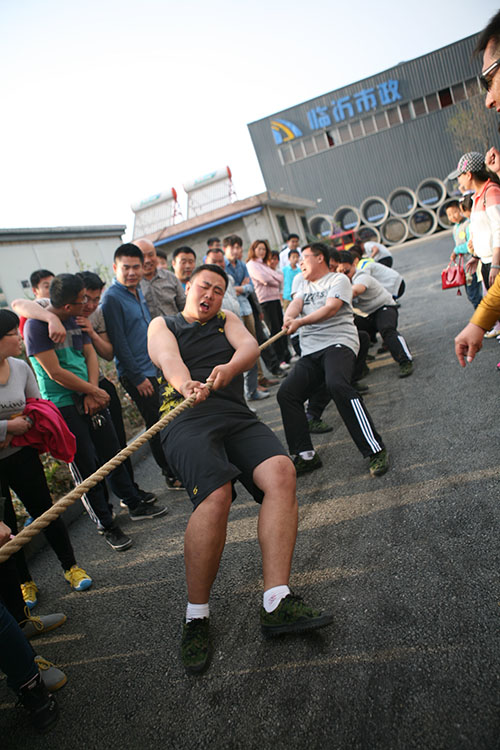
[24,317,90,408]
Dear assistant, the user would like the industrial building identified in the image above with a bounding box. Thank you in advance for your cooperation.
[247,33,497,231]
[0,225,125,307]
[131,168,316,258]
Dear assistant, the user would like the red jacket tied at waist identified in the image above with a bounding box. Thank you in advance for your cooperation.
[11,398,76,463]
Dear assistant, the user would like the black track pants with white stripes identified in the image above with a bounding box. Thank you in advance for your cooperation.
[277,344,385,458]
[356,306,412,364]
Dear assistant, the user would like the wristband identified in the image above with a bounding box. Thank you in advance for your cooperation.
[491,264,500,270]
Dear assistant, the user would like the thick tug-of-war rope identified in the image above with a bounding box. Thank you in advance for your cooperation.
[0,329,287,563]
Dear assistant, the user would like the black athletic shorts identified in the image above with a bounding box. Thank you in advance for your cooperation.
[160,398,289,509]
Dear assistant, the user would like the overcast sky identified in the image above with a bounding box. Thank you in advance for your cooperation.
[1,0,498,238]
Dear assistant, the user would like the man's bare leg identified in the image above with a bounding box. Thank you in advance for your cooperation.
[184,482,233,604]
[254,454,334,636]
[253,455,298,590]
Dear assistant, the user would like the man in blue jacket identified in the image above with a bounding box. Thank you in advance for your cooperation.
[101,244,180,488]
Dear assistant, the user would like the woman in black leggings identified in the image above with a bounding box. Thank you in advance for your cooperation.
[0,309,92,609]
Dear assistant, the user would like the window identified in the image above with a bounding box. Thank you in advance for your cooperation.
[280,146,293,164]
[276,215,289,242]
[300,216,309,237]
[374,111,388,130]
[451,82,466,103]
[412,97,427,116]
[465,77,479,97]
[362,116,376,134]
[399,102,412,121]
[387,107,401,126]
[438,88,453,108]
[425,92,439,112]
[292,141,304,160]
[303,137,317,156]
[350,121,363,139]
[338,125,352,143]
[314,133,328,151]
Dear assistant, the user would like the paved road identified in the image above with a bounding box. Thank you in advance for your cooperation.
[1,233,499,749]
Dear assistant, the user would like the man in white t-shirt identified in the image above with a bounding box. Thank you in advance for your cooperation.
[337,251,413,378]
[363,241,393,268]
[277,243,389,478]
[279,234,302,270]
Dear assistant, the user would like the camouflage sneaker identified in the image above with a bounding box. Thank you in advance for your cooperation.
[399,361,413,378]
[181,618,210,674]
[307,418,333,434]
[293,453,323,476]
[369,448,389,477]
[260,593,333,637]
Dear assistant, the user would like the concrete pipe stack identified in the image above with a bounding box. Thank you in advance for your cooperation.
[328,176,450,248]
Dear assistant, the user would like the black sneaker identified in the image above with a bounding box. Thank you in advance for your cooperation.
[307,418,333,434]
[128,501,168,521]
[163,471,185,491]
[17,672,59,734]
[181,618,210,674]
[120,489,157,509]
[293,453,323,476]
[260,593,333,637]
[353,382,369,394]
[103,524,132,551]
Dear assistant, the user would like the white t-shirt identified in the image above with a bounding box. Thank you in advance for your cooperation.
[279,245,302,270]
[293,272,359,356]
[357,259,402,296]
[364,241,392,261]
[352,271,396,315]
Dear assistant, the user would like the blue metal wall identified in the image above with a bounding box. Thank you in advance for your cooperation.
[248,34,499,216]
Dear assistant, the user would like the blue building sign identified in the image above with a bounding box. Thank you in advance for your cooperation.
[306,79,402,129]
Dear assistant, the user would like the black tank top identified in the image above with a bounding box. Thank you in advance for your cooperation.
[158,311,245,414]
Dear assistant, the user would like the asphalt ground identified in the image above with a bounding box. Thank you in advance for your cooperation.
[1,232,499,750]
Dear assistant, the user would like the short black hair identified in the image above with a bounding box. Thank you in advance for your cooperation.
[329,249,342,263]
[222,234,243,248]
[337,250,355,265]
[173,246,196,260]
[189,264,228,289]
[302,242,329,265]
[206,247,224,258]
[207,237,220,247]
[50,274,84,308]
[347,245,362,260]
[76,271,105,291]
[0,309,20,339]
[30,269,54,288]
[288,248,300,258]
[114,243,144,263]
[270,250,280,259]
[156,248,167,260]
[475,10,500,57]
[287,233,299,241]
[446,200,460,210]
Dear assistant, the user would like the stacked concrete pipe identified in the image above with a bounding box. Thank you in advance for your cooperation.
[327,176,450,248]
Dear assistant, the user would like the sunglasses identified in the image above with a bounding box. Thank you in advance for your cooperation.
[479,57,500,92]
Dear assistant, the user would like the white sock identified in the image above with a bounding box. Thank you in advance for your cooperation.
[299,450,316,461]
[263,585,290,613]
[185,602,210,622]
